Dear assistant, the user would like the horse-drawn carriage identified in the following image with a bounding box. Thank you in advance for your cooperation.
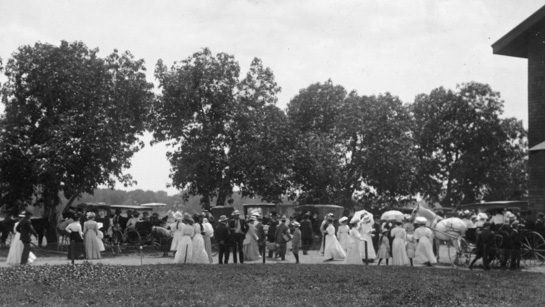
[411,201,545,268]
[457,201,545,268]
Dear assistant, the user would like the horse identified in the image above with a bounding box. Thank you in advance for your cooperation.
[411,204,467,264]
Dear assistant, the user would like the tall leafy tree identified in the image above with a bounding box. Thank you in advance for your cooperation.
[411,82,524,205]
[0,41,153,245]
[152,49,284,208]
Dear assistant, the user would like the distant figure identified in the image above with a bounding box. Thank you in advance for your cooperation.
[6,219,23,266]
[414,217,436,266]
[16,211,38,265]
[469,222,495,270]
[337,217,350,252]
[377,229,391,266]
[390,221,409,266]
[174,213,195,264]
[345,222,364,265]
[228,210,248,264]
[291,221,302,264]
[169,211,184,253]
[323,216,346,261]
[83,212,101,260]
[275,215,290,261]
[66,213,84,262]
[243,216,261,262]
[190,215,209,264]
[300,212,313,255]
[202,217,214,263]
[215,215,231,264]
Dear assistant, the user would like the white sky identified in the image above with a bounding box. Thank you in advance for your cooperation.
[0,0,542,195]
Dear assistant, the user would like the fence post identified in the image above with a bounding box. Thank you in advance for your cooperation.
[364,240,368,265]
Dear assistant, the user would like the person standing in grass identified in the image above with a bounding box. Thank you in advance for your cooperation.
[83,212,101,260]
[6,214,24,266]
[345,221,365,264]
[202,217,214,264]
[376,229,391,265]
[215,215,230,264]
[469,222,495,270]
[174,213,195,264]
[275,215,290,261]
[405,233,416,267]
[66,213,84,262]
[190,214,209,264]
[291,221,302,264]
[254,214,266,259]
[16,211,38,265]
[169,211,184,253]
[300,212,313,255]
[391,221,409,265]
[337,217,350,253]
[243,216,261,261]
[414,217,436,266]
[228,210,248,264]
[323,216,346,261]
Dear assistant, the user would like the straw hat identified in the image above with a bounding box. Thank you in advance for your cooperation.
[339,216,348,223]
[173,211,184,221]
[218,215,228,222]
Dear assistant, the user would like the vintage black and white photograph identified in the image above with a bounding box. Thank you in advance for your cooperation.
[1,0,545,306]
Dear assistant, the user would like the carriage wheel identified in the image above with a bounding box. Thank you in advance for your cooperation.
[521,231,545,267]
[126,229,142,245]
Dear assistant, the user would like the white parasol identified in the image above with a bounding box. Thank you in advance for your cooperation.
[380,210,404,222]
[350,210,374,224]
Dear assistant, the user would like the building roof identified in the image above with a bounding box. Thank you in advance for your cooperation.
[530,140,545,151]
[492,5,545,58]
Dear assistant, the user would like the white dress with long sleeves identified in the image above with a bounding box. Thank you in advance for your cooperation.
[390,226,409,265]
[345,228,364,264]
[324,224,346,260]
[337,224,350,252]
[174,223,195,264]
[358,221,376,260]
[6,222,23,266]
[202,221,214,264]
[414,226,436,264]
[170,221,184,252]
[190,223,209,264]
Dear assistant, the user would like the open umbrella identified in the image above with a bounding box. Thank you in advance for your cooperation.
[350,209,374,224]
[380,210,404,222]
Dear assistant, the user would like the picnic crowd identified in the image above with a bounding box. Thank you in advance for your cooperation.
[3,207,545,269]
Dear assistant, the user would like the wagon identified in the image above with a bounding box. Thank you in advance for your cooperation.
[457,201,545,268]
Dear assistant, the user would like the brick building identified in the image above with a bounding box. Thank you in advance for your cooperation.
[493,6,545,216]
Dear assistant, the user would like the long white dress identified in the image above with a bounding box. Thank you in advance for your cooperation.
[337,224,350,252]
[324,224,346,260]
[345,228,364,264]
[358,221,376,260]
[174,223,194,264]
[390,226,409,265]
[190,224,209,264]
[414,226,437,264]
[203,221,214,264]
[170,221,184,252]
[6,222,23,266]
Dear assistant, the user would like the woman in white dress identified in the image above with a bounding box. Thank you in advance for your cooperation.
[202,218,214,264]
[414,217,436,266]
[323,218,346,261]
[358,215,376,261]
[390,221,409,265]
[174,214,195,264]
[6,221,23,266]
[345,222,364,264]
[336,217,350,252]
[190,215,209,264]
[169,211,184,253]
[243,217,261,261]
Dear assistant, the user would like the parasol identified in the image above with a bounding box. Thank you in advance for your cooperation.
[350,209,374,224]
[380,210,404,222]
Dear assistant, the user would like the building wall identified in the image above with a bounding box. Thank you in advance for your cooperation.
[527,26,545,215]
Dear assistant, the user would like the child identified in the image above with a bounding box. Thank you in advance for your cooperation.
[291,221,302,264]
[377,229,391,265]
[406,233,416,267]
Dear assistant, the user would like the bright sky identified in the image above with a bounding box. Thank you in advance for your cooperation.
[0,0,542,195]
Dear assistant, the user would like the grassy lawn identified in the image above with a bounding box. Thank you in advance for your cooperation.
[0,263,543,306]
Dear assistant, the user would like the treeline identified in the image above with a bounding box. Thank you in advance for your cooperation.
[0,41,527,228]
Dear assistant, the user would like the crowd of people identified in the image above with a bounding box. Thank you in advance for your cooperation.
[3,205,544,269]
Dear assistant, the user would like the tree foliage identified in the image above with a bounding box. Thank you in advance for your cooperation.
[152,49,287,208]
[0,41,153,231]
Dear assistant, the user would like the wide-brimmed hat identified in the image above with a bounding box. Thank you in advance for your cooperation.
[218,215,228,222]
[86,212,95,219]
[232,210,240,216]
[292,221,300,227]
[173,211,184,220]
[415,216,427,225]
[339,216,348,223]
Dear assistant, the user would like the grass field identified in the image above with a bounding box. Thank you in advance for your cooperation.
[0,263,544,306]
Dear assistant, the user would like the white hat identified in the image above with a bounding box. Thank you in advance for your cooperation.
[477,213,488,221]
[97,222,104,230]
[292,221,300,227]
[173,211,183,220]
[415,216,427,225]
[339,216,348,223]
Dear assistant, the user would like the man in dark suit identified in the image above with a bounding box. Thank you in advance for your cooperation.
[275,215,290,261]
[267,212,278,258]
[228,210,248,264]
[16,211,38,265]
[300,212,313,255]
[215,215,231,264]
[469,222,495,270]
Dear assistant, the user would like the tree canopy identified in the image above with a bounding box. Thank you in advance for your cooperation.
[0,41,153,240]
